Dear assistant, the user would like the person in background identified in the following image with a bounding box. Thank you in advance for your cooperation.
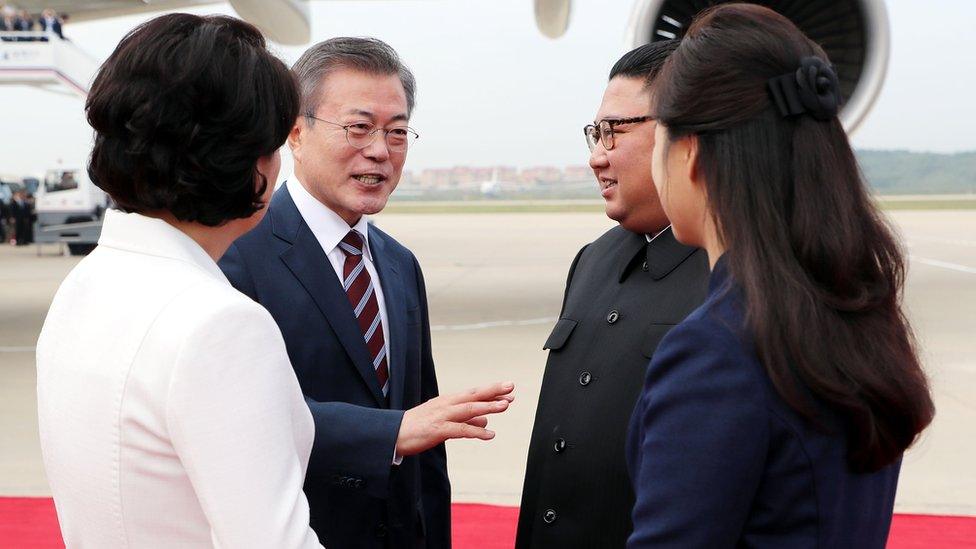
[9,190,34,245]
[627,4,935,547]
[0,197,9,243]
[15,9,33,34]
[38,8,62,40]
[516,40,709,549]
[0,10,15,40]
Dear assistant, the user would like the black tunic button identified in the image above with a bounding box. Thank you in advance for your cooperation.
[607,310,620,324]
[543,509,557,524]
[579,371,592,386]
[554,438,567,453]
[642,260,649,272]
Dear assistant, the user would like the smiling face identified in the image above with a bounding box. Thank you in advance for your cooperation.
[289,68,409,226]
[588,76,670,234]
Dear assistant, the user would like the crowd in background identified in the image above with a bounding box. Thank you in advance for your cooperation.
[0,188,35,245]
[0,4,66,41]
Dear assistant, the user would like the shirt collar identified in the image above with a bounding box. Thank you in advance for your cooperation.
[645,225,670,243]
[287,175,372,260]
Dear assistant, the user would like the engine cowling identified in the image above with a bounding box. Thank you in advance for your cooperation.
[229,0,311,45]
[624,0,890,133]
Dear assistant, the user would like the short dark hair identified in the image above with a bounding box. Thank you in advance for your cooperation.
[86,14,299,227]
[609,40,680,84]
[292,36,416,117]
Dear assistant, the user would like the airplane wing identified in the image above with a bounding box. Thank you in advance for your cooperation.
[16,0,311,45]
[17,1,571,44]
[15,1,223,23]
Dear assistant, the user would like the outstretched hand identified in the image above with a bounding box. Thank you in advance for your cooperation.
[395,381,516,457]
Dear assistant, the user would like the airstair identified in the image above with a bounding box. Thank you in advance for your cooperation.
[0,31,98,97]
[1,32,102,254]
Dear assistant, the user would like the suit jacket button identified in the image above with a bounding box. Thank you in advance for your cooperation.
[579,371,592,386]
[642,260,649,272]
[553,438,567,453]
[375,522,388,538]
[543,509,557,524]
[607,310,620,324]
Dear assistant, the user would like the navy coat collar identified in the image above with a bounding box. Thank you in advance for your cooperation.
[269,184,407,409]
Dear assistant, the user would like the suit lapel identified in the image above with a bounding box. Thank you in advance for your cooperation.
[369,227,408,410]
[272,186,386,407]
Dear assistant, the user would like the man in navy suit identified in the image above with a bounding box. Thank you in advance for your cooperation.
[220,37,514,548]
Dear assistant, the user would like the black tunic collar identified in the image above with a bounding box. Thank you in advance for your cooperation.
[618,226,700,283]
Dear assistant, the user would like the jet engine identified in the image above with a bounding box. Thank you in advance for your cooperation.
[623,0,890,132]
[229,0,311,45]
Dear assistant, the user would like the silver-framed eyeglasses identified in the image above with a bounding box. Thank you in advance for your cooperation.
[583,115,655,152]
[305,114,419,153]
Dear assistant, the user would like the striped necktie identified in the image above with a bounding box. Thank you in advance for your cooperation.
[338,230,389,398]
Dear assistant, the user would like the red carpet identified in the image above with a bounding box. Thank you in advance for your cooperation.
[1,498,973,548]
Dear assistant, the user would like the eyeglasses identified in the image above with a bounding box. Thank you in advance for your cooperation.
[583,115,655,152]
[305,114,419,153]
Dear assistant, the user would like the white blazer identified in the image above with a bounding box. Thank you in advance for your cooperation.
[36,209,322,548]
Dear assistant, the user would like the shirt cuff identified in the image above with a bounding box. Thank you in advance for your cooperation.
[392,450,403,466]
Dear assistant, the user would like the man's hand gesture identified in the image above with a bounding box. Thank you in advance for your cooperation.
[395,381,515,457]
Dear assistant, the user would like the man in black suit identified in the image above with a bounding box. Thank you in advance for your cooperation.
[220,37,514,548]
[9,191,35,245]
[516,41,711,548]
[0,198,8,242]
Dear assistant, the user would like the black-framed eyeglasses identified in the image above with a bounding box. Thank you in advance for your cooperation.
[583,115,655,152]
[305,114,420,153]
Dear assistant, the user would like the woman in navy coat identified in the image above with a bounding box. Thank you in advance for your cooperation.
[626,4,935,548]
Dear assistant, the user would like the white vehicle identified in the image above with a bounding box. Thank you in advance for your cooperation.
[34,168,108,255]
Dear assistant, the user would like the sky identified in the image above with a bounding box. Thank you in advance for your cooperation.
[1,0,974,178]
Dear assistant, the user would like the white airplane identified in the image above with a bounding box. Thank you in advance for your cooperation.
[3,0,888,132]
[0,0,572,95]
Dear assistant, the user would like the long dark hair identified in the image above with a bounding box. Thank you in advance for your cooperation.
[654,3,934,472]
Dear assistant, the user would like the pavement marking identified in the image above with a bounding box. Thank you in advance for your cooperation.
[3,317,556,349]
[431,317,556,332]
[911,256,976,275]
[0,346,35,353]
[909,236,976,248]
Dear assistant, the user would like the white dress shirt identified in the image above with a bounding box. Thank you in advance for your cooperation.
[288,177,391,374]
[646,225,671,243]
[36,209,321,548]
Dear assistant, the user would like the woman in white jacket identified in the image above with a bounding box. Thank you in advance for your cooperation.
[35,14,321,548]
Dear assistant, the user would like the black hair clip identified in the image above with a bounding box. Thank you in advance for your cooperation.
[767,56,841,121]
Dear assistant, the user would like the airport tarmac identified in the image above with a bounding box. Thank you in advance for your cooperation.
[1,209,974,515]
